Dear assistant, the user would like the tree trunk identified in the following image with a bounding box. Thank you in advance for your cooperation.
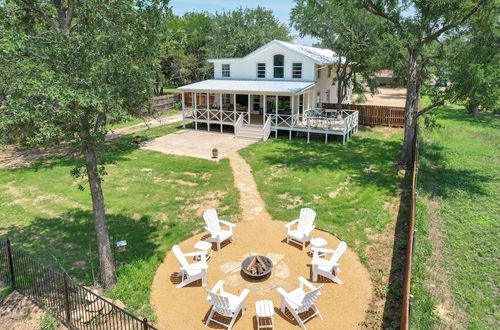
[400,48,420,167]
[83,142,117,289]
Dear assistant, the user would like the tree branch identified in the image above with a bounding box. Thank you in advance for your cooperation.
[361,0,401,29]
[424,4,481,42]
[416,100,445,117]
[20,0,61,33]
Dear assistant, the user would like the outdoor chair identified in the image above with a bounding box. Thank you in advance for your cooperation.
[285,208,316,250]
[311,241,347,284]
[203,209,235,250]
[205,280,250,330]
[276,277,323,330]
[172,244,208,288]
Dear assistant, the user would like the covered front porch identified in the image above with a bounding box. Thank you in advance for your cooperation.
[177,79,358,144]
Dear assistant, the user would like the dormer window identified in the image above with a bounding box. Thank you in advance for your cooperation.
[273,54,284,78]
[222,64,230,77]
[292,63,302,79]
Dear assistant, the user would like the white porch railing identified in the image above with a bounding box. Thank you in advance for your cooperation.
[263,116,272,141]
[234,113,244,136]
[183,108,250,124]
[265,113,299,128]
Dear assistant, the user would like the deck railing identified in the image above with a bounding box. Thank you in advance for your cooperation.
[263,116,272,141]
[234,113,244,136]
[265,113,299,128]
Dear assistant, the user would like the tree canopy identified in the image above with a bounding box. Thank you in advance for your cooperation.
[0,0,167,288]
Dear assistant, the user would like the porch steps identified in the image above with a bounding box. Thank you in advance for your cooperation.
[237,125,264,141]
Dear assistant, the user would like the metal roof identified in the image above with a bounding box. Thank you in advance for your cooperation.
[208,40,342,65]
[176,79,316,94]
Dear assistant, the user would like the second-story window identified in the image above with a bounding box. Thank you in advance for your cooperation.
[257,63,266,78]
[222,64,230,77]
[292,63,302,79]
[273,54,284,78]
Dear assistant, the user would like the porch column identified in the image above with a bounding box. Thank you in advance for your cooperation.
[290,95,295,140]
[275,95,278,138]
[181,92,185,128]
[207,93,210,132]
[194,92,197,130]
[248,94,251,125]
[263,95,266,125]
[219,93,223,132]
[233,93,236,122]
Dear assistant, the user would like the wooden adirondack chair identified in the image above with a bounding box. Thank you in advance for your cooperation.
[172,245,208,288]
[203,209,235,250]
[311,241,347,284]
[285,208,316,250]
[205,280,250,330]
[276,277,323,330]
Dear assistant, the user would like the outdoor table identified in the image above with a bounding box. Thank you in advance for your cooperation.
[310,237,328,257]
[194,240,212,261]
[256,299,274,329]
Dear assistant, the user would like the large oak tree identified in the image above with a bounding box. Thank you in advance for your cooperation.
[0,0,167,288]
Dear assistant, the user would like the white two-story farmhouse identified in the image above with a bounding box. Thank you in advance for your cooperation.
[177,40,358,143]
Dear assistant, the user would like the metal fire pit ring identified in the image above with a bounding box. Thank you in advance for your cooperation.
[241,255,273,280]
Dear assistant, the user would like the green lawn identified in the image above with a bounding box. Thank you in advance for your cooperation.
[240,128,406,327]
[411,105,499,328]
[0,122,240,319]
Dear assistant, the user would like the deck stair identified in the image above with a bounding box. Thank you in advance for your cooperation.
[236,125,264,141]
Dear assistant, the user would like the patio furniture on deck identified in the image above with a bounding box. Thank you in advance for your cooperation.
[203,209,235,250]
[172,245,208,288]
[276,277,323,330]
[256,299,275,329]
[285,208,316,250]
[311,241,347,284]
[205,280,250,330]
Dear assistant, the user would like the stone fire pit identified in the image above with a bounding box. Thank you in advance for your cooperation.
[241,255,273,280]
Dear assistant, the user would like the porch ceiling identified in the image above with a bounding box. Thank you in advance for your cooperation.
[176,79,315,95]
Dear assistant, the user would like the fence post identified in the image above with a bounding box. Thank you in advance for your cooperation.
[62,272,71,324]
[6,239,16,289]
[143,317,149,330]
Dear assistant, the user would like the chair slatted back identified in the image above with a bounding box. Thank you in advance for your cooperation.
[172,245,190,269]
[329,241,347,265]
[203,209,221,232]
[207,290,232,317]
[298,208,316,232]
[297,285,323,314]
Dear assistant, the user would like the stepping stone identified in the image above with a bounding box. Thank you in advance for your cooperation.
[219,262,241,274]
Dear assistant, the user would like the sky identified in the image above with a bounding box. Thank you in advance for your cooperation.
[169,0,318,46]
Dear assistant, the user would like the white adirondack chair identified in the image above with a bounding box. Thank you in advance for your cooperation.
[311,241,347,284]
[285,208,316,250]
[203,209,235,250]
[276,277,323,330]
[172,244,208,288]
[205,280,250,330]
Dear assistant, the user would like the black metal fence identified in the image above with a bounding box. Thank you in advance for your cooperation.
[0,239,156,330]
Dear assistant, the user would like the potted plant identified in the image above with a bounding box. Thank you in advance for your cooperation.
[134,136,142,144]
[212,148,218,158]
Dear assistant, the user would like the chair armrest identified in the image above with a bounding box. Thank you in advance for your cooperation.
[183,251,208,257]
[204,226,222,237]
[276,288,303,307]
[298,276,317,291]
[218,219,235,227]
[311,247,336,254]
[181,264,208,271]
[211,280,224,294]
[284,219,299,231]
[239,288,250,301]
[303,225,315,236]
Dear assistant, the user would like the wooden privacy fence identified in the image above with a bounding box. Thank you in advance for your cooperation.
[323,103,405,127]
[0,239,156,330]
[400,123,419,329]
[153,94,180,111]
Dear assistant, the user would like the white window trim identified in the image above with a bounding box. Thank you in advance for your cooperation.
[273,54,285,79]
[222,64,230,78]
[257,63,266,78]
[292,62,303,79]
